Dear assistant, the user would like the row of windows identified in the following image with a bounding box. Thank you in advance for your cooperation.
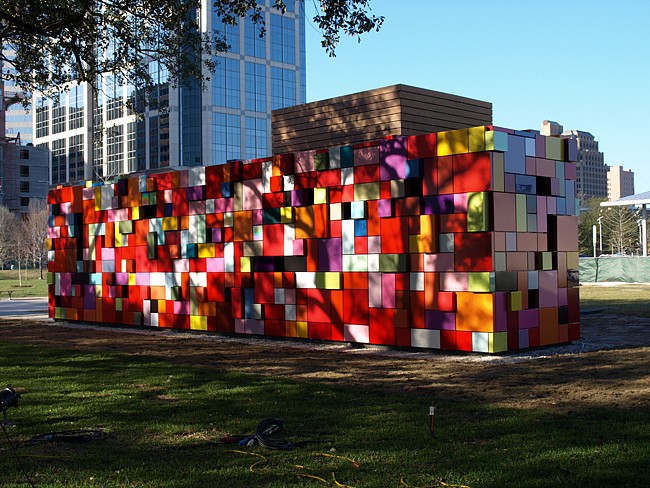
[212,3,296,59]
[212,58,297,111]
[270,14,295,64]
[245,62,266,112]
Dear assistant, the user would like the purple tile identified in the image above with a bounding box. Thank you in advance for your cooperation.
[318,238,342,271]
[380,136,408,180]
[186,185,205,201]
[83,285,96,309]
[423,195,454,214]
[378,199,393,218]
[425,310,456,330]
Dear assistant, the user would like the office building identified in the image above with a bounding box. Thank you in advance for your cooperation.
[540,121,607,202]
[1,78,49,214]
[607,165,635,201]
[540,119,563,137]
[33,1,306,184]
[1,48,33,146]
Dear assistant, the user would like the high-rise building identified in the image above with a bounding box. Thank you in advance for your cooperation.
[562,129,607,201]
[540,119,563,137]
[33,1,306,184]
[540,121,607,202]
[1,48,33,145]
[607,165,635,201]
[1,72,49,214]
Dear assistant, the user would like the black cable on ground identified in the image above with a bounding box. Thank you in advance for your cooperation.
[1,429,110,450]
[223,417,328,450]
[1,422,36,487]
[28,429,109,444]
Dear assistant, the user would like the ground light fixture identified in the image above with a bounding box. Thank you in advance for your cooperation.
[0,385,20,424]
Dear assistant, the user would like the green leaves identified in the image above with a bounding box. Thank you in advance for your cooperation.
[1,1,383,106]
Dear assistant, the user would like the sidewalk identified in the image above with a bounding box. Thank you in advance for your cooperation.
[0,296,49,321]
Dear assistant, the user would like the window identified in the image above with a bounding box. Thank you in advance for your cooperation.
[149,115,159,169]
[52,95,66,134]
[245,117,267,159]
[20,197,29,208]
[69,134,84,181]
[107,125,124,177]
[127,122,136,173]
[20,150,29,160]
[271,67,296,110]
[106,75,124,120]
[245,16,266,58]
[20,165,29,178]
[223,19,240,53]
[212,57,240,108]
[20,181,30,193]
[270,14,295,64]
[36,98,49,138]
[69,84,84,129]
[212,113,241,164]
[51,138,66,184]
[245,62,266,112]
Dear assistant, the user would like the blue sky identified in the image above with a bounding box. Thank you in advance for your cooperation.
[304,0,650,191]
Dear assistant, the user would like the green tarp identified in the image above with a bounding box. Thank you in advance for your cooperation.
[579,257,650,283]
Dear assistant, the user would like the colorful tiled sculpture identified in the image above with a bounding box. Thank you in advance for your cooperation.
[47,125,580,353]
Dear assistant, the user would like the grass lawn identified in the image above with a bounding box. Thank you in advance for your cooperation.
[0,269,48,298]
[0,342,648,487]
[579,283,650,318]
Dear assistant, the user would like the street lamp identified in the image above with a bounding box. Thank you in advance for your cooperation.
[597,216,603,255]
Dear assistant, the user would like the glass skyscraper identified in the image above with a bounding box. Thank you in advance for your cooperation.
[33,0,306,184]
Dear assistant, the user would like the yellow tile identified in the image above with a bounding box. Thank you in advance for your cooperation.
[132,206,140,220]
[190,315,208,331]
[509,291,522,311]
[316,272,341,289]
[128,273,137,286]
[437,128,469,156]
[198,243,216,258]
[241,256,251,273]
[489,332,508,353]
[468,192,489,232]
[296,321,308,338]
[469,126,486,152]
[354,182,380,201]
[492,153,505,192]
[162,217,178,231]
[281,207,294,223]
[314,187,328,204]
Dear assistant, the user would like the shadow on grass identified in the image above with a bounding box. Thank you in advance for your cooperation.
[0,342,648,487]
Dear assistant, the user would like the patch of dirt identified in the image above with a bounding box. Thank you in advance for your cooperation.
[1,312,649,412]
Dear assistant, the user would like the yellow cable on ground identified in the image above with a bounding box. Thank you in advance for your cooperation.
[332,471,356,488]
[400,474,471,488]
[317,452,361,468]
[225,449,268,472]
[297,473,329,484]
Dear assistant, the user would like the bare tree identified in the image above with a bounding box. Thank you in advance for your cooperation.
[23,200,49,279]
[0,206,14,269]
[601,205,639,255]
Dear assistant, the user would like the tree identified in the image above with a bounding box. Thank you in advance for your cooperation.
[578,198,605,256]
[0,205,13,268]
[22,200,49,279]
[0,1,383,105]
[579,198,642,256]
[601,205,640,255]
